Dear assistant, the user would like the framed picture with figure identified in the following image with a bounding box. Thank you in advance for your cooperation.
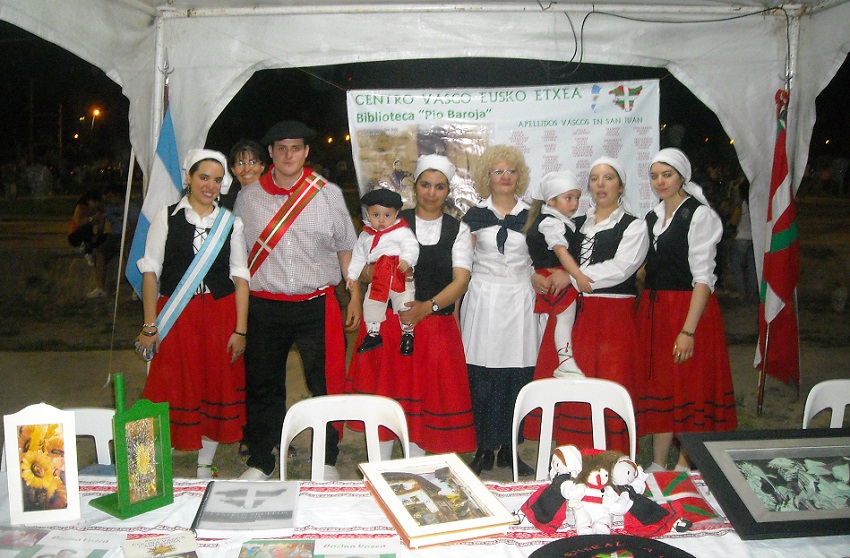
[359,453,515,548]
[89,399,172,519]
[3,403,81,524]
[679,428,850,540]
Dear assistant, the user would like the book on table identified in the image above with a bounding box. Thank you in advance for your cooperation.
[190,480,300,539]
[359,453,516,549]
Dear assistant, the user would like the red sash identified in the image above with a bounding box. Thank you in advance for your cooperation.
[369,255,407,302]
[248,167,325,276]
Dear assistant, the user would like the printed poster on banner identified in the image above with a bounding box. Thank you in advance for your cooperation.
[346,80,660,219]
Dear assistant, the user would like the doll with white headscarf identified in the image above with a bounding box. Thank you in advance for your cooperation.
[524,171,593,376]
[136,148,250,479]
[636,147,738,473]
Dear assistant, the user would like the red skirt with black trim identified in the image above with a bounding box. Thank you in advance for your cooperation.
[525,296,638,454]
[345,309,476,454]
[142,293,246,450]
[635,290,737,436]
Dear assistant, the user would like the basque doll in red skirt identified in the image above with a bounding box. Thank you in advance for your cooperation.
[134,149,250,478]
[636,148,738,472]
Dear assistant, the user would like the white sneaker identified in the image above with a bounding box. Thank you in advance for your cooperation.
[646,462,667,473]
[86,288,106,299]
[323,465,341,481]
[240,466,274,480]
[197,464,215,479]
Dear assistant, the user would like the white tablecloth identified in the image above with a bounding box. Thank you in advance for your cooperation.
[1,474,848,557]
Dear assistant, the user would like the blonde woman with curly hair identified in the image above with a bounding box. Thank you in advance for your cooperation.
[460,144,536,477]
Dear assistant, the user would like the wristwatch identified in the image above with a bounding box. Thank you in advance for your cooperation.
[431,299,440,313]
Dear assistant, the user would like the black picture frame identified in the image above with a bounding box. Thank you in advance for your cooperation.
[679,428,850,540]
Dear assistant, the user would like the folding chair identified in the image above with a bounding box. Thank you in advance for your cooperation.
[511,377,636,481]
[280,394,410,481]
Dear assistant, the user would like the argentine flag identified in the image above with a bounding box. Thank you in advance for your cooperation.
[125,106,183,296]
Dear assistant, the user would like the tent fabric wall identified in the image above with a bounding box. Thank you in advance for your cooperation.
[1,1,848,269]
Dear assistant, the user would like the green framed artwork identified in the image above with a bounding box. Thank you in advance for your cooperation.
[89,398,173,518]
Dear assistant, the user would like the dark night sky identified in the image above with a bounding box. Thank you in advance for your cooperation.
[1,19,847,175]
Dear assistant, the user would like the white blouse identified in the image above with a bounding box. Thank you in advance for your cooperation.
[576,205,649,293]
[647,198,722,291]
[137,196,250,284]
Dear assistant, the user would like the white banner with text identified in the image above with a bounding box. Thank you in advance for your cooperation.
[346,79,660,218]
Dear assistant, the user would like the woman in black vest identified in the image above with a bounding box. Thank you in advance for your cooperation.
[346,155,476,460]
[135,149,250,478]
[636,148,737,472]
[532,157,648,455]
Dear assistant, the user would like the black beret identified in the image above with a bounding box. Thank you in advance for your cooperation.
[261,120,317,146]
[361,188,403,210]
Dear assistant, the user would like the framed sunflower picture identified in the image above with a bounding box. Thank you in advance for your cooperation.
[89,398,173,519]
[3,403,81,524]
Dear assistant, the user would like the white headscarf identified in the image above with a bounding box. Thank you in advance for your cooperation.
[589,156,633,214]
[183,149,234,195]
[649,148,710,206]
[414,154,456,183]
[531,170,582,202]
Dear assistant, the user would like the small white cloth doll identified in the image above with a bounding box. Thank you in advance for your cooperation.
[518,445,583,533]
[565,453,620,535]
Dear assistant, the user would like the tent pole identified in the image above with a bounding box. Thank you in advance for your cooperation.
[174,3,800,18]
[148,8,172,199]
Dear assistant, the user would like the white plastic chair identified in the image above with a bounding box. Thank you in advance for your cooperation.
[69,407,116,466]
[802,379,850,429]
[280,394,410,481]
[511,377,637,481]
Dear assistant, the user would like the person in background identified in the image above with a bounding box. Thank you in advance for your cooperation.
[68,189,106,268]
[346,154,477,459]
[220,139,267,210]
[730,180,758,303]
[234,120,361,481]
[461,145,536,477]
[134,149,249,478]
[87,184,140,299]
[636,148,737,472]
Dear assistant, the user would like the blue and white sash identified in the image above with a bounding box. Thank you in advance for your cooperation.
[156,208,235,340]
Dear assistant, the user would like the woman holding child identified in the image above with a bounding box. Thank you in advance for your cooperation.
[532,157,648,455]
[346,154,476,459]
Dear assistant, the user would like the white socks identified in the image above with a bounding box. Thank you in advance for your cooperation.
[197,438,218,479]
[379,440,426,460]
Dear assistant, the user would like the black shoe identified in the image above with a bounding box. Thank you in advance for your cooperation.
[400,333,414,356]
[357,333,383,353]
[496,446,534,475]
[516,454,534,477]
[469,449,495,476]
[496,446,511,468]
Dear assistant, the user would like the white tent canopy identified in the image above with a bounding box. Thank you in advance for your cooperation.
[1,0,849,268]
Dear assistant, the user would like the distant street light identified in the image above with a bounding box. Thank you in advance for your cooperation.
[91,108,101,131]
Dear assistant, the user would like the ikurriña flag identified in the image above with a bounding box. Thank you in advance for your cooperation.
[125,106,182,296]
[755,89,800,386]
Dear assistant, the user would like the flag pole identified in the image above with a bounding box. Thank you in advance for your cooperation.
[757,323,770,416]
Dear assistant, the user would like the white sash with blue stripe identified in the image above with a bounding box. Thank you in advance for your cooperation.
[156,208,235,340]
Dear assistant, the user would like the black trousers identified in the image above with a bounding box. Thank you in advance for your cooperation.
[467,364,534,451]
[244,295,340,475]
